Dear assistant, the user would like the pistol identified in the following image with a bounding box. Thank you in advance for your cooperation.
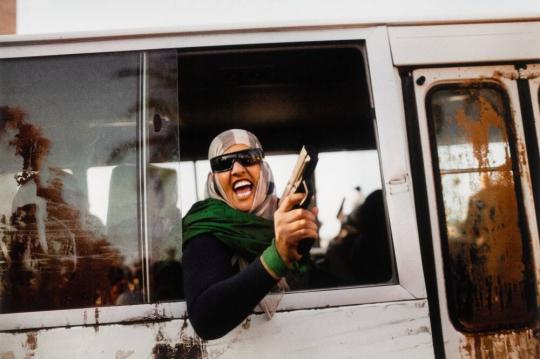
[281,145,318,256]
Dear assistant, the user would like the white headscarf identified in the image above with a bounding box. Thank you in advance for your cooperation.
[206,129,278,220]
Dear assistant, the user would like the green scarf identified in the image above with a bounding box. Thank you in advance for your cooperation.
[182,198,275,261]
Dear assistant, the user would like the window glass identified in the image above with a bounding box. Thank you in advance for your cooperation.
[428,84,536,331]
[0,53,143,312]
[177,46,396,290]
[145,51,183,302]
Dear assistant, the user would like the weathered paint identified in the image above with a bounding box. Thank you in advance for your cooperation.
[0,300,433,358]
[460,329,540,359]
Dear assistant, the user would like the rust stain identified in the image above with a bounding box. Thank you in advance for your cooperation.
[152,337,207,359]
[26,332,37,350]
[460,329,540,359]
[517,140,531,189]
[94,308,100,333]
[21,332,37,359]
[242,317,251,330]
[492,70,519,81]
[0,353,15,359]
[517,140,528,169]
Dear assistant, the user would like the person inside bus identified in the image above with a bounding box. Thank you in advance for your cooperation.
[313,189,392,287]
[182,129,318,340]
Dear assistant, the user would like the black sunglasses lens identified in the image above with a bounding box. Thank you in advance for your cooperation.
[236,152,259,166]
[210,149,263,172]
[211,156,234,172]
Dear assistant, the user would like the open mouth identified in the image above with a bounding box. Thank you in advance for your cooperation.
[233,179,254,199]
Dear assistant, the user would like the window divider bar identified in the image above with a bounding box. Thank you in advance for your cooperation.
[138,51,151,303]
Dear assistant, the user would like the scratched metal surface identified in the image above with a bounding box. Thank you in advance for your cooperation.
[0,300,433,359]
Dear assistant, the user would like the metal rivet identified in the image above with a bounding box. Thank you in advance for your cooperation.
[416,76,426,86]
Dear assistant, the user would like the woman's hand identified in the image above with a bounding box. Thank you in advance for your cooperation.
[274,193,319,266]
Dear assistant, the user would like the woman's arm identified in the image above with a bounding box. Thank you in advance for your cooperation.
[183,233,278,340]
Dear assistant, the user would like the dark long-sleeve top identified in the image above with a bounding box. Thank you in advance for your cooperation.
[182,233,279,340]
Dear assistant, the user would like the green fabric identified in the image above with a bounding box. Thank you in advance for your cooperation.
[261,240,289,278]
[182,198,275,262]
[182,198,309,274]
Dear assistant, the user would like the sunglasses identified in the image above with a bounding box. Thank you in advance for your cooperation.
[210,148,265,173]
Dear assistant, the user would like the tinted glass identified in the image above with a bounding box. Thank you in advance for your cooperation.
[0,53,144,312]
[0,51,182,313]
[145,51,183,302]
[428,84,536,331]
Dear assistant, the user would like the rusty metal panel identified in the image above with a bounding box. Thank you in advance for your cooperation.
[459,330,540,358]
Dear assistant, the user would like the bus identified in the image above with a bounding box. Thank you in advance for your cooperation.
[1,3,540,358]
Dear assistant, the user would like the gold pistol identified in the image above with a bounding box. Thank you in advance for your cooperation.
[281,145,318,255]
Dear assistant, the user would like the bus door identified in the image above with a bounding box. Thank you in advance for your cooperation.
[412,66,540,359]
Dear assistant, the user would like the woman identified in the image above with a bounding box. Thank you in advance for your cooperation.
[182,129,319,340]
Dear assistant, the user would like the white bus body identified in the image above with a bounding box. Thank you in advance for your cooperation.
[1,3,540,358]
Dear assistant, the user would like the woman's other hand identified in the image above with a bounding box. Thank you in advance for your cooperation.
[274,193,319,266]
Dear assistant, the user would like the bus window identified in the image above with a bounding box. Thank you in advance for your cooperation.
[176,45,396,289]
[0,51,184,313]
[0,44,399,317]
[426,84,536,332]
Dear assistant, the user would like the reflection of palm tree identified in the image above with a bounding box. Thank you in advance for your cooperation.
[115,54,179,125]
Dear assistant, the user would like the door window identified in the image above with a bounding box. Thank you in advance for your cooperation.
[426,83,536,331]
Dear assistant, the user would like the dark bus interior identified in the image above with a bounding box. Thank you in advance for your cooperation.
[175,44,394,290]
[176,44,374,159]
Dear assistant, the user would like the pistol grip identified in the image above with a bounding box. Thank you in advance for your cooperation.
[297,238,315,256]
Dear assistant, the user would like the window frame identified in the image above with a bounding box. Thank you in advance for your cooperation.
[0,26,426,331]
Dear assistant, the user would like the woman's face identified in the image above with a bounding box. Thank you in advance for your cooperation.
[216,143,261,212]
